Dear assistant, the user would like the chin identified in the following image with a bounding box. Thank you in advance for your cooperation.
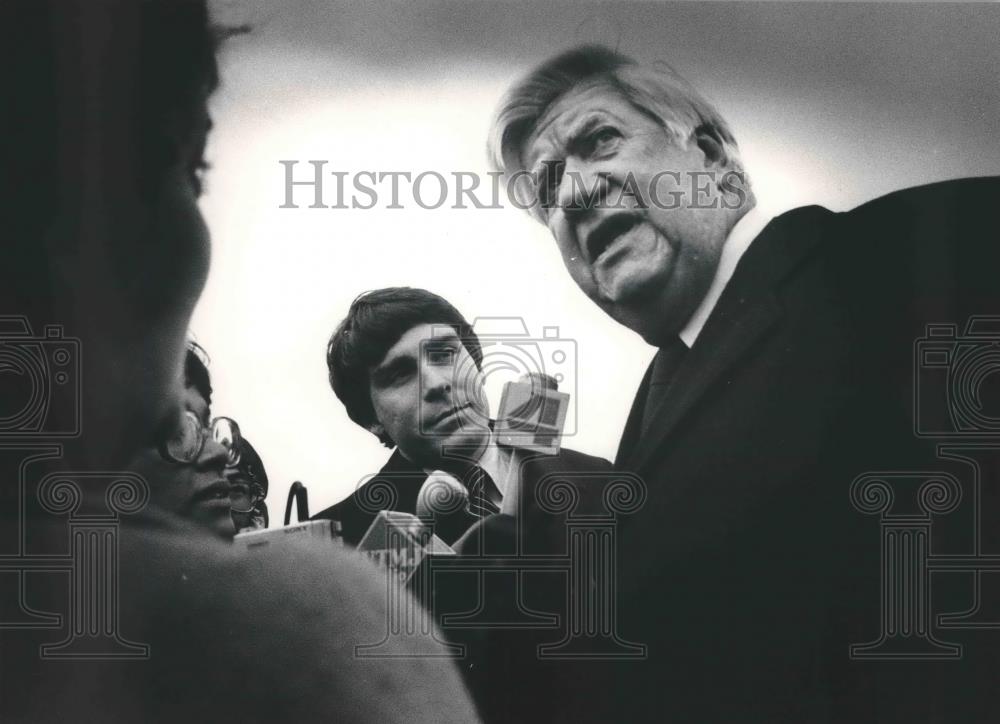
[603,264,708,343]
[212,516,237,539]
[193,509,236,539]
[604,294,690,346]
[442,427,488,453]
[429,429,486,468]
[594,254,673,303]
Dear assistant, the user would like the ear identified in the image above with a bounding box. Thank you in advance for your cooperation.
[367,421,396,449]
[692,124,729,170]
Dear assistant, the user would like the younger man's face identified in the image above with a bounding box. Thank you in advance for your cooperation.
[368,323,490,470]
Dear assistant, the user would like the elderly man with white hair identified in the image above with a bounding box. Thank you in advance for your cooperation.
[490,45,1000,723]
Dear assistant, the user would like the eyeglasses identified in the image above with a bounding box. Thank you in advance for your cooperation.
[228,475,265,514]
[159,411,242,466]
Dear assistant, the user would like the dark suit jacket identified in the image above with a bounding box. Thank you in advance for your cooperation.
[554,178,1000,723]
[312,444,611,546]
[429,447,614,723]
[313,442,611,722]
[312,448,431,545]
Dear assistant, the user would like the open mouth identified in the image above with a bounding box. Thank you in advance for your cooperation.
[585,213,641,264]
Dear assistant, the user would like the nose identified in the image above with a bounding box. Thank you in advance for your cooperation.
[422,360,453,401]
[197,434,229,473]
[555,156,608,223]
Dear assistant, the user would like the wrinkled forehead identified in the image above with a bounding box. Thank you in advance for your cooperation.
[522,80,632,169]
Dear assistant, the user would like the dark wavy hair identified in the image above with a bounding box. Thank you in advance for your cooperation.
[184,340,213,407]
[326,288,483,446]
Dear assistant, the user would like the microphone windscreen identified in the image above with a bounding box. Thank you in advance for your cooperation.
[415,472,479,544]
[415,471,469,519]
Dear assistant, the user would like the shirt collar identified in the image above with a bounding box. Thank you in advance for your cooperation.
[678,204,771,348]
[477,441,510,497]
[420,433,513,497]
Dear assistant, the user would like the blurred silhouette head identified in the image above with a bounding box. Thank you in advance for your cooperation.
[5,0,243,468]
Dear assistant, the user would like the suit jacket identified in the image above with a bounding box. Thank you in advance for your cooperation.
[312,444,611,547]
[313,447,432,545]
[313,441,610,722]
[429,447,614,723]
[556,178,1000,723]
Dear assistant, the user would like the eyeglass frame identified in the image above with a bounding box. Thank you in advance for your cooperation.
[227,476,266,514]
[158,411,242,466]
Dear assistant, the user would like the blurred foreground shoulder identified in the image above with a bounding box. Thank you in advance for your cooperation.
[116,514,480,723]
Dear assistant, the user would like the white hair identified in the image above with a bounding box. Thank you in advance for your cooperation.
[489,45,746,181]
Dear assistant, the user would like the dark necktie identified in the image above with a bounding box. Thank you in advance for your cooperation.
[640,336,689,434]
[464,464,502,518]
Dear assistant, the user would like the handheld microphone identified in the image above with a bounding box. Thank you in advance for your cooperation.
[357,511,454,585]
[495,372,569,454]
[415,470,468,518]
[415,472,477,544]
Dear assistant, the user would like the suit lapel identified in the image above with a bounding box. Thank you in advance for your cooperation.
[624,294,782,475]
[620,206,832,477]
[614,355,657,465]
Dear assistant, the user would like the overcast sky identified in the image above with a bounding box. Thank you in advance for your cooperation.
[193,0,1000,513]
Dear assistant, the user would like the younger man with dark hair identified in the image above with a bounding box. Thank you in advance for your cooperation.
[316,287,615,722]
[315,287,609,546]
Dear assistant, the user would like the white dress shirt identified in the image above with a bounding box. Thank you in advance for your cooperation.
[679,205,772,348]
[424,433,515,504]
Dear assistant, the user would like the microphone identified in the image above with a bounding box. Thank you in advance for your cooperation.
[357,510,454,585]
[495,372,569,454]
[415,470,468,517]
[415,471,477,544]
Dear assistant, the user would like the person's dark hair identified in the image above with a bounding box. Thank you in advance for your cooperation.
[135,5,250,198]
[326,288,483,447]
[184,340,212,406]
[236,437,268,500]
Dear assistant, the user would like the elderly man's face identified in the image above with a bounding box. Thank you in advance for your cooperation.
[522,83,735,344]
